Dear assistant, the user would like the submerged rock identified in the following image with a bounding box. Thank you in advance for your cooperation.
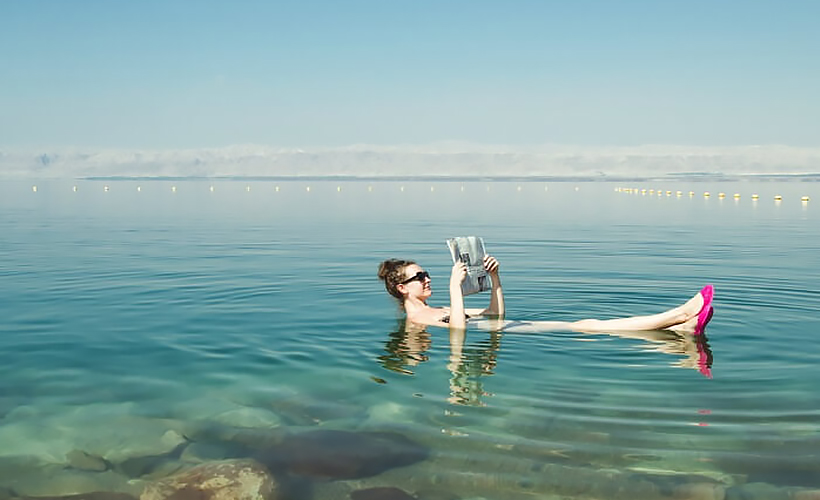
[112,438,188,479]
[268,397,364,426]
[672,482,726,500]
[0,404,188,466]
[139,459,277,500]
[794,490,820,500]
[66,450,108,472]
[350,486,415,500]
[725,482,789,500]
[363,402,418,428]
[207,408,282,430]
[179,442,234,464]
[1,464,140,499]
[19,493,137,500]
[256,429,428,480]
[414,489,460,500]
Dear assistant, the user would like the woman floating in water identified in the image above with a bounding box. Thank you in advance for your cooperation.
[377,256,714,335]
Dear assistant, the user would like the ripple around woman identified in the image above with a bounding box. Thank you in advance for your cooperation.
[378,255,715,378]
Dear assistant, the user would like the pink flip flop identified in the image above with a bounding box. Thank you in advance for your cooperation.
[694,284,714,336]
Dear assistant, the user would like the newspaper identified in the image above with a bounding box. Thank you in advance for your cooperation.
[445,236,492,296]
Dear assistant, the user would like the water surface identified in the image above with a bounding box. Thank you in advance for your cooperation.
[1,180,819,499]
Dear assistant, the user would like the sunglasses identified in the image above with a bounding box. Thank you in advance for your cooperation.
[400,270,431,285]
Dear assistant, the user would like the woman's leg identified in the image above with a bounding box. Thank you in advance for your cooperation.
[569,289,706,333]
[471,286,713,334]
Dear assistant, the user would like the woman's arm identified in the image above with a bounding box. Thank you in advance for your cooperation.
[470,255,505,318]
[448,261,468,329]
[487,255,504,317]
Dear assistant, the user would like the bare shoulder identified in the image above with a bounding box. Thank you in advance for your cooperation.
[407,307,449,327]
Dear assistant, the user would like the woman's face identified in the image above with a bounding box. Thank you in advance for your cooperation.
[400,264,432,301]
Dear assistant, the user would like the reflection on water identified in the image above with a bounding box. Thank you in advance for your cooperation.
[378,322,432,375]
[379,319,715,408]
[447,330,502,406]
[579,328,715,379]
[379,320,503,406]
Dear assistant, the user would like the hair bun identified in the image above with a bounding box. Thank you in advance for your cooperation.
[377,259,398,281]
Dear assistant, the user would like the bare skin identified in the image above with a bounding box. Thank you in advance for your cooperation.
[396,257,707,335]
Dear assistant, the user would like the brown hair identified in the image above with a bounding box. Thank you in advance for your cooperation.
[378,259,416,302]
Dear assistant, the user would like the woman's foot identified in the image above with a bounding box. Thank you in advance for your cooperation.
[694,285,714,336]
[668,285,714,334]
[678,288,707,319]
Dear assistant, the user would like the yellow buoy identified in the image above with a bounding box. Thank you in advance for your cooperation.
[774,195,782,201]
[275,186,280,192]
[718,192,726,198]
[676,191,682,196]
[172,186,177,193]
[689,191,695,197]
[649,189,654,194]
[641,189,647,194]
[752,193,759,200]
[32,185,37,192]
[337,186,341,192]
[210,186,215,192]
[73,186,78,192]
[801,196,810,202]
[704,192,710,197]
[666,190,672,196]
[104,186,110,192]
[733,193,741,199]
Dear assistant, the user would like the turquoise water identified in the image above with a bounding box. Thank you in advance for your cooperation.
[1,180,819,499]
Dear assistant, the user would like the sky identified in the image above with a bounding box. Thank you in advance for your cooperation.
[2,0,819,149]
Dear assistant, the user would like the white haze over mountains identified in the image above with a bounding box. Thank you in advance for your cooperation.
[2,143,819,179]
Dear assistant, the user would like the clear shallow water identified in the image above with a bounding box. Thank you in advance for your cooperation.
[1,179,819,499]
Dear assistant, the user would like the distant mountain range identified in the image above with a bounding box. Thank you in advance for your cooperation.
[2,143,819,179]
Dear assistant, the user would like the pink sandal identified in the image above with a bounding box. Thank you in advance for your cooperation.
[694,285,714,336]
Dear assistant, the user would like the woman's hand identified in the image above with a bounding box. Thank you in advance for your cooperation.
[450,261,467,288]
[484,255,500,276]
[483,254,504,317]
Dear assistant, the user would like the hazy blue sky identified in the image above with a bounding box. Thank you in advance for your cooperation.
[2,0,818,148]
